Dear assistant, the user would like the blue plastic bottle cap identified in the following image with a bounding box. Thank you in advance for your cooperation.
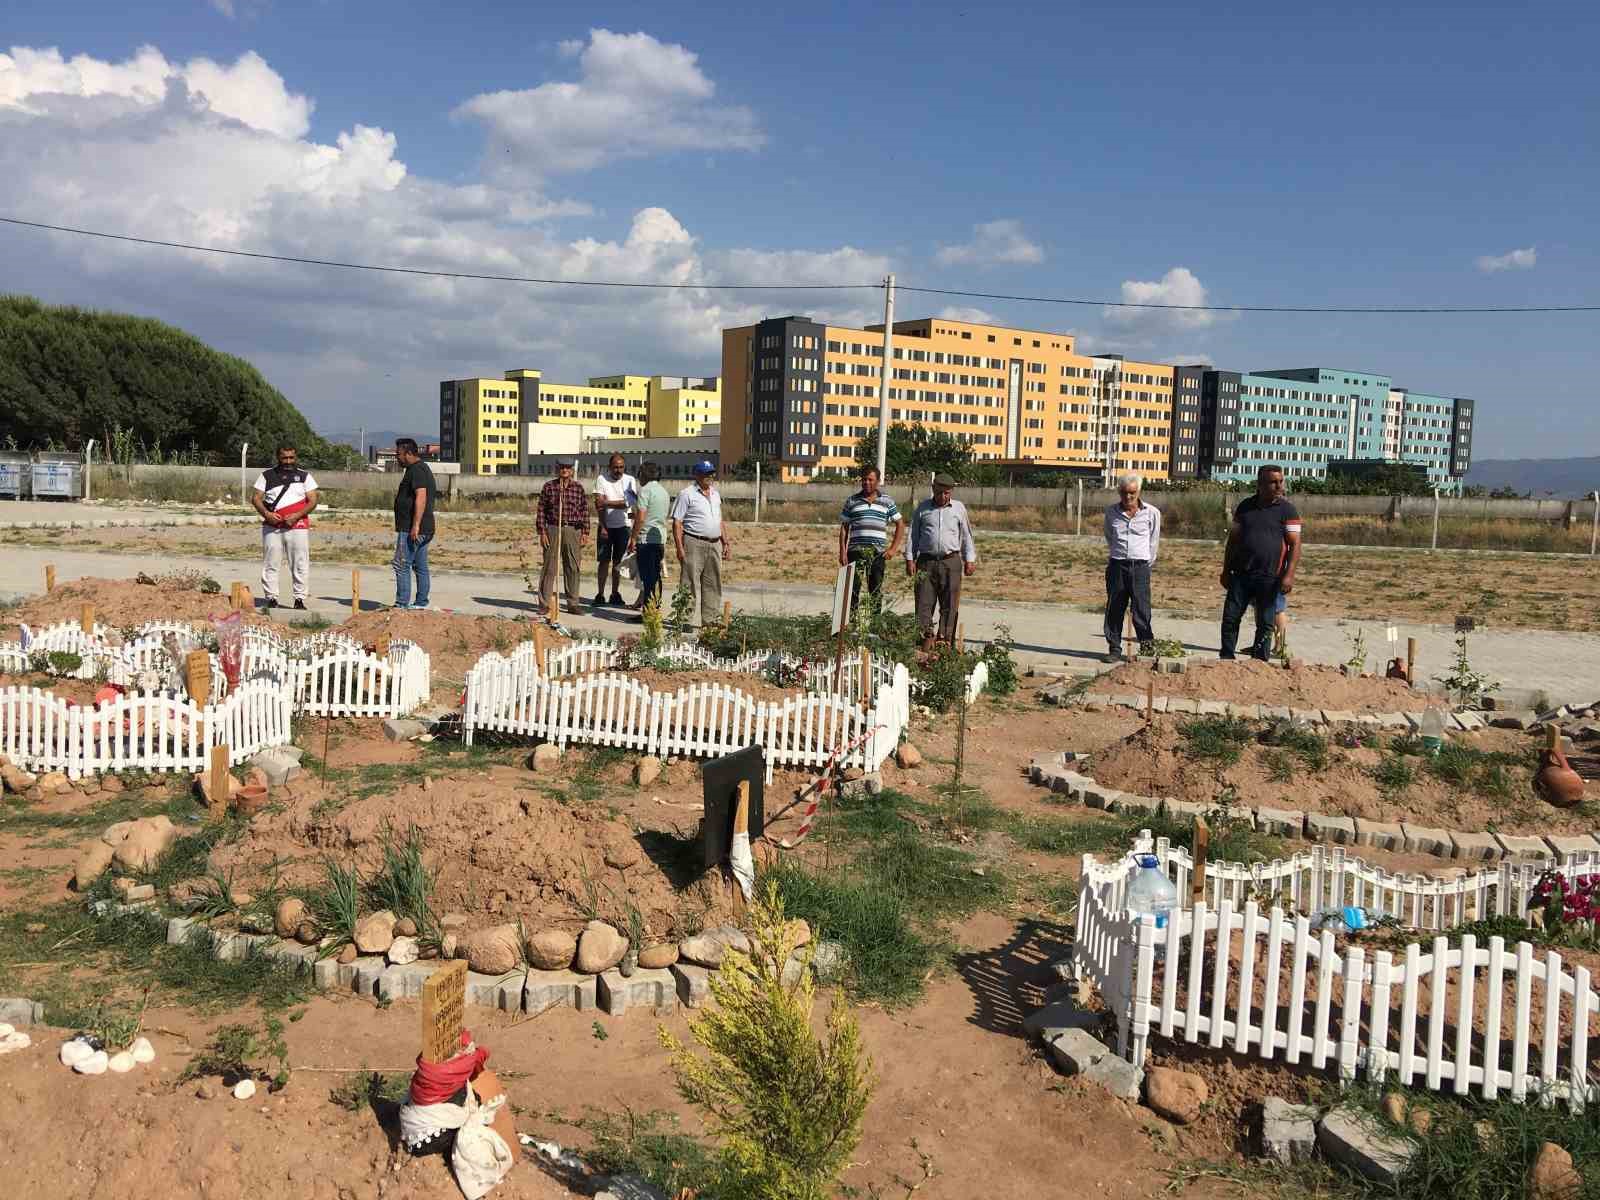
[1136,853,1159,868]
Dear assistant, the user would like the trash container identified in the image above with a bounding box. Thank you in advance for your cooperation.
[31,452,82,500]
[0,452,29,499]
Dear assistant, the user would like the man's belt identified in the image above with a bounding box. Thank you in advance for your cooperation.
[685,531,721,542]
[916,550,961,561]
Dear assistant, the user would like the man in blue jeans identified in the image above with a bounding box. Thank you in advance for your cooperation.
[1219,464,1302,660]
[392,439,436,610]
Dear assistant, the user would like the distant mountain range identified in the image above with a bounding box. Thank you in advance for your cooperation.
[1465,457,1600,498]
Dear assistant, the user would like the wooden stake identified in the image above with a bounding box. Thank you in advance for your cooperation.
[1190,816,1210,907]
[184,650,212,705]
[1547,723,1562,754]
[1406,637,1418,686]
[44,564,56,593]
[350,570,361,614]
[532,625,548,675]
[1145,680,1155,725]
[80,604,95,635]
[207,744,230,822]
[231,582,248,611]
[955,621,964,649]
[722,599,732,629]
[730,781,750,921]
[1125,609,1135,662]
[860,646,873,705]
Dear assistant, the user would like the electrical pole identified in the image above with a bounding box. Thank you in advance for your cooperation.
[874,274,895,483]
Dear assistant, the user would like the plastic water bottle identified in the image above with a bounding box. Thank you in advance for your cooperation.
[1125,854,1179,929]
[1310,906,1369,935]
[1420,706,1446,755]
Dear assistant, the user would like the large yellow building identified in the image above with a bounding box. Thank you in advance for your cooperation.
[439,368,720,474]
[720,315,1173,482]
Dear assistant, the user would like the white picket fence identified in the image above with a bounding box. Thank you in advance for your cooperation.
[0,620,431,773]
[0,679,293,776]
[1075,834,1600,1105]
[462,652,911,777]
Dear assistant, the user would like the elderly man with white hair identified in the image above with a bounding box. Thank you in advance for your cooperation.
[1101,471,1161,662]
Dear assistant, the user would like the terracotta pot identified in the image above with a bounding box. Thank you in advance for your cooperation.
[1384,658,1409,682]
[231,784,271,817]
[1536,731,1585,808]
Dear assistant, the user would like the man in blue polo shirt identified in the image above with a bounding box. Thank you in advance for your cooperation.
[1219,464,1303,660]
[838,465,903,615]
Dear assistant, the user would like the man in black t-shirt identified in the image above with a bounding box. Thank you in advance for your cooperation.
[1218,464,1303,660]
[391,439,437,610]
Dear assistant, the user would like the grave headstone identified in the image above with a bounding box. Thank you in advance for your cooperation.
[421,958,468,1064]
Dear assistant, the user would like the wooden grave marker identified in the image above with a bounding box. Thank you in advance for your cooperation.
[421,958,469,1064]
[1406,637,1419,687]
[207,744,231,822]
[44,564,56,593]
[231,582,248,611]
[184,650,212,705]
[351,570,361,614]
[80,604,95,636]
[532,625,548,674]
[1190,816,1210,907]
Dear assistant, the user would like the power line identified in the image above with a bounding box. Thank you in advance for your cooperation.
[3,213,1597,314]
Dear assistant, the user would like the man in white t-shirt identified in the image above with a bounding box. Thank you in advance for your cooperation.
[251,444,319,610]
[592,453,638,607]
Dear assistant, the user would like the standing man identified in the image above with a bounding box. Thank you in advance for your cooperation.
[1219,464,1303,660]
[251,443,318,610]
[539,459,590,616]
[671,460,730,629]
[592,453,638,607]
[629,461,670,613]
[1102,472,1161,663]
[838,465,903,615]
[904,473,977,650]
[392,439,436,611]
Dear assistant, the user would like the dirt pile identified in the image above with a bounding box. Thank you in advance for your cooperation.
[1085,719,1576,835]
[1099,658,1426,713]
[5,576,263,634]
[341,609,557,686]
[213,766,728,941]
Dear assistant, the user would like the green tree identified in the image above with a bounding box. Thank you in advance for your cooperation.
[853,422,974,481]
[0,294,351,468]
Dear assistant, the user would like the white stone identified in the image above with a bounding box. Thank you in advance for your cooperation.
[130,1036,155,1064]
[74,1049,109,1075]
[108,1051,137,1073]
[232,1079,257,1100]
[387,936,421,965]
[59,1039,94,1068]
[0,1031,29,1055]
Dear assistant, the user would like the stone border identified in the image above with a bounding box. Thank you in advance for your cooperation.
[88,900,836,1021]
[1027,750,1598,866]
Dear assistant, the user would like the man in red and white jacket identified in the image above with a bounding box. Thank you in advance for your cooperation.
[251,444,319,610]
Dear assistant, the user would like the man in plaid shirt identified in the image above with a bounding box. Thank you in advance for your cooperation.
[538,460,590,615]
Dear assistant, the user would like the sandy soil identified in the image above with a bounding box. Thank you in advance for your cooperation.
[12,512,1600,631]
[0,672,109,705]
[6,574,270,633]
[1101,658,1426,713]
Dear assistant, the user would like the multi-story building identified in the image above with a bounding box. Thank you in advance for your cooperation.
[1196,369,1242,479]
[721,315,1176,483]
[439,369,719,474]
[1168,365,1204,480]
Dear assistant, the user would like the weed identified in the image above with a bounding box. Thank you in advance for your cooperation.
[328,1071,410,1112]
[1434,630,1499,708]
[365,824,439,947]
[308,858,362,953]
[1345,625,1368,673]
[182,1016,291,1089]
[978,625,1019,697]
[558,1107,719,1199]
[1261,721,1329,772]
[1143,637,1186,659]
[1373,754,1415,796]
[1263,748,1297,783]
[1177,714,1255,766]
[591,1020,609,1042]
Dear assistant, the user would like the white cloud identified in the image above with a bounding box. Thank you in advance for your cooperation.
[934,219,1043,268]
[1475,246,1536,273]
[208,0,237,15]
[0,41,880,436]
[1104,266,1228,331]
[936,305,997,324]
[453,29,763,176]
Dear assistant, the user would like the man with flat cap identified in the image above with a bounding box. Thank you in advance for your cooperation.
[671,459,731,629]
[904,473,977,649]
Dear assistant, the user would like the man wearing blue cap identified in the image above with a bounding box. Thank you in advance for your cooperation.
[671,460,730,628]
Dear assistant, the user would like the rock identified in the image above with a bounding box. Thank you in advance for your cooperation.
[441,932,459,959]
[99,774,125,795]
[525,928,577,971]
[895,743,923,769]
[784,919,812,948]
[638,943,679,970]
[596,1173,672,1200]
[1144,1067,1207,1125]
[337,943,358,965]
[1043,1028,1143,1101]
[194,1082,216,1099]
[576,921,628,974]
[232,1079,257,1100]
[0,761,36,793]
[1259,1098,1318,1165]
[387,936,420,965]
[238,910,272,934]
[633,756,662,787]
[440,912,470,931]
[111,816,178,871]
[1527,1142,1582,1200]
[382,718,427,742]
[60,1039,95,1069]
[529,744,561,772]
[130,1037,155,1065]
[679,934,727,968]
[75,1049,109,1075]
[602,839,642,870]
[462,925,522,975]
[295,921,319,945]
[394,917,417,938]
[73,842,116,890]
[124,883,155,902]
[36,771,71,795]
[1316,1107,1415,1186]
[708,925,751,956]
[352,910,397,956]
[1474,1120,1497,1150]
[811,940,846,983]
[108,1051,136,1073]
[1381,1093,1408,1126]
[274,898,308,939]
[101,820,135,846]
[249,748,301,787]
[193,767,239,807]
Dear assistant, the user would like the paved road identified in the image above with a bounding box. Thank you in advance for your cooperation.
[2,545,1594,706]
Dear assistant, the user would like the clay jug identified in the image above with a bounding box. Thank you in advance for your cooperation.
[1536,726,1585,808]
[1385,658,1408,683]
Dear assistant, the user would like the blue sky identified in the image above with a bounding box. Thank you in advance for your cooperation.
[1,0,1596,458]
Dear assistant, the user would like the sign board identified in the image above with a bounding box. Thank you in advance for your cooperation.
[1386,626,1398,646]
[1454,615,1476,633]
[702,745,765,869]
[828,562,857,635]
[421,959,469,1064]
[185,650,212,705]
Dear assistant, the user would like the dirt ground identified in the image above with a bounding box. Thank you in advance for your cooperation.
[10,508,1600,631]
[1100,658,1425,713]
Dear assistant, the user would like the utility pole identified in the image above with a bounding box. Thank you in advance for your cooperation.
[359,426,366,460]
[874,274,896,483]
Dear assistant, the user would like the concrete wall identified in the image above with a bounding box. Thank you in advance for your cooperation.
[113,464,1598,521]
